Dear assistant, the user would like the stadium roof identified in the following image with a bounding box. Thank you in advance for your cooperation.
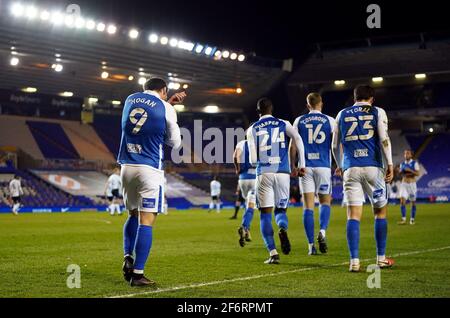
[0,3,288,111]
[288,36,450,87]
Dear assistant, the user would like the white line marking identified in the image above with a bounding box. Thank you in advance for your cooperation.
[107,245,450,298]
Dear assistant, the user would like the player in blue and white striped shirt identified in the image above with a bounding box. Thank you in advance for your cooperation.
[292,93,335,255]
[234,138,257,247]
[332,85,395,272]
[247,98,306,264]
[398,149,420,225]
[118,78,185,286]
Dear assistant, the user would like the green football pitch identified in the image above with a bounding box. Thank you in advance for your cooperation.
[0,204,449,298]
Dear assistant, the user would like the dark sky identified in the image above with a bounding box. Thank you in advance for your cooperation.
[32,0,450,60]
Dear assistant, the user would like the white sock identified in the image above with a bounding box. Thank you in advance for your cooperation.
[116,204,121,214]
[216,203,221,213]
[320,229,326,237]
[133,269,144,274]
[377,255,386,262]
[351,258,360,265]
[109,204,114,215]
[269,249,278,256]
[209,202,214,210]
[308,243,314,253]
[13,203,20,212]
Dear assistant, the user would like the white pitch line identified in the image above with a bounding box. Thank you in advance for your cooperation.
[107,245,450,298]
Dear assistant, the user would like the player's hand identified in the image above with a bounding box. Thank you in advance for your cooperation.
[385,165,394,183]
[334,167,343,177]
[297,167,306,177]
[168,91,187,105]
[290,167,299,177]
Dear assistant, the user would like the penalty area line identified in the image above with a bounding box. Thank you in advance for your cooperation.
[107,245,450,298]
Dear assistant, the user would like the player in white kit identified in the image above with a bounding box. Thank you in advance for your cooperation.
[234,138,257,247]
[247,98,306,264]
[398,149,420,225]
[208,177,221,213]
[292,93,335,255]
[104,167,122,216]
[9,175,23,215]
[332,85,395,272]
[118,78,184,286]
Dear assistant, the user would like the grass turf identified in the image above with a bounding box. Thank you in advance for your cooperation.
[0,204,449,298]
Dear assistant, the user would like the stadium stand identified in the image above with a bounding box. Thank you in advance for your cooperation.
[26,121,80,159]
[0,169,95,210]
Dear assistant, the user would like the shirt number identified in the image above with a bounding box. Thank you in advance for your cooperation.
[257,128,286,151]
[129,108,148,134]
[305,124,326,144]
[344,115,374,142]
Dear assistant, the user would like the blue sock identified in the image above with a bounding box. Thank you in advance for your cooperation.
[303,209,314,244]
[400,205,406,218]
[347,219,360,259]
[241,207,254,231]
[411,205,417,219]
[260,212,275,251]
[123,215,139,256]
[375,218,387,257]
[274,208,288,230]
[133,225,153,271]
[319,205,331,231]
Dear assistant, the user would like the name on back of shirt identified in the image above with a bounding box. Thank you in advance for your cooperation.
[128,98,158,107]
[254,120,280,129]
[300,116,327,124]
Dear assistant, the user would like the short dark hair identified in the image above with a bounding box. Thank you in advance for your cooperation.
[257,97,273,115]
[354,85,375,101]
[143,78,167,91]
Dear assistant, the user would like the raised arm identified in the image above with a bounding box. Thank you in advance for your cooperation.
[164,102,182,150]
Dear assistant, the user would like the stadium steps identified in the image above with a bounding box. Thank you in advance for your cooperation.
[0,115,44,160]
[62,124,115,162]
[26,121,80,159]
[413,134,435,160]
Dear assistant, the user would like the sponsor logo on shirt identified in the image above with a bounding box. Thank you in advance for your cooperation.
[354,149,369,158]
[268,157,281,164]
[308,153,320,160]
[127,143,142,154]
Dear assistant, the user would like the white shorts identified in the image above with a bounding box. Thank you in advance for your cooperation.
[400,182,417,201]
[256,173,290,209]
[343,167,388,208]
[299,167,332,195]
[239,179,256,199]
[121,164,165,213]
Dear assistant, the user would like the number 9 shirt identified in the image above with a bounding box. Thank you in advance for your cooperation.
[118,90,181,213]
